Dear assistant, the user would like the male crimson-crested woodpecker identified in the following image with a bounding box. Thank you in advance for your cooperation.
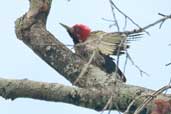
[60,23,139,82]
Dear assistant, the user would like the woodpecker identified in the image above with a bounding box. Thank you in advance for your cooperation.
[60,23,140,82]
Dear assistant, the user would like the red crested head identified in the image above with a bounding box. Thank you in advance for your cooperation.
[72,24,91,42]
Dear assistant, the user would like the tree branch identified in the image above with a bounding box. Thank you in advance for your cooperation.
[125,13,171,35]
[13,0,171,114]
[15,0,117,88]
[0,77,110,110]
[0,77,170,113]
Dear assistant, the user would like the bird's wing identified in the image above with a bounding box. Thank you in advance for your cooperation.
[86,31,142,56]
[98,32,129,55]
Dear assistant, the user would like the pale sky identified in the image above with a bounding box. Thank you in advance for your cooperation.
[0,0,171,114]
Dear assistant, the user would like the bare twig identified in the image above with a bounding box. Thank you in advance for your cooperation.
[101,96,113,113]
[107,1,171,34]
[166,62,171,66]
[123,95,152,114]
[109,0,120,31]
[134,85,171,114]
[123,52,129,73]
[74,50,96,84]
[164,77,171,94]
[126,13,171,35]
[102,96,121,114]
[126,52,150,77]
[158,13,171,29]
[168,77,171,86]
[109,0,144,33]
[74,33,109,84]
[108,110,112,114]
[123,17,128,31]
[102,18,115,23]
[115,38,127,75]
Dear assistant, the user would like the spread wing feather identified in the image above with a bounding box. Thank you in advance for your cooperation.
[85,31,142,56]
[98,32,128,55]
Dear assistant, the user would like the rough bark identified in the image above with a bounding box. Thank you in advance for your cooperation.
[0,78,142,111]
[2,0,168,113]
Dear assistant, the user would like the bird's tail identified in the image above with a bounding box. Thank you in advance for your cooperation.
[127,33,143,41]
[115,66,126,82]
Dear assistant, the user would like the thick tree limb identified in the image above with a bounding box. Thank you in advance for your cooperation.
[0,77,170,113]
[15,0,120,88]
[0,77,112,110]
[13,0,171,114]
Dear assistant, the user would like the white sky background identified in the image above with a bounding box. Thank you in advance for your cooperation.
[0,0,171,114]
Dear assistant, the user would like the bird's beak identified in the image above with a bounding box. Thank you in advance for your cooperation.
[59,23,71,31]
